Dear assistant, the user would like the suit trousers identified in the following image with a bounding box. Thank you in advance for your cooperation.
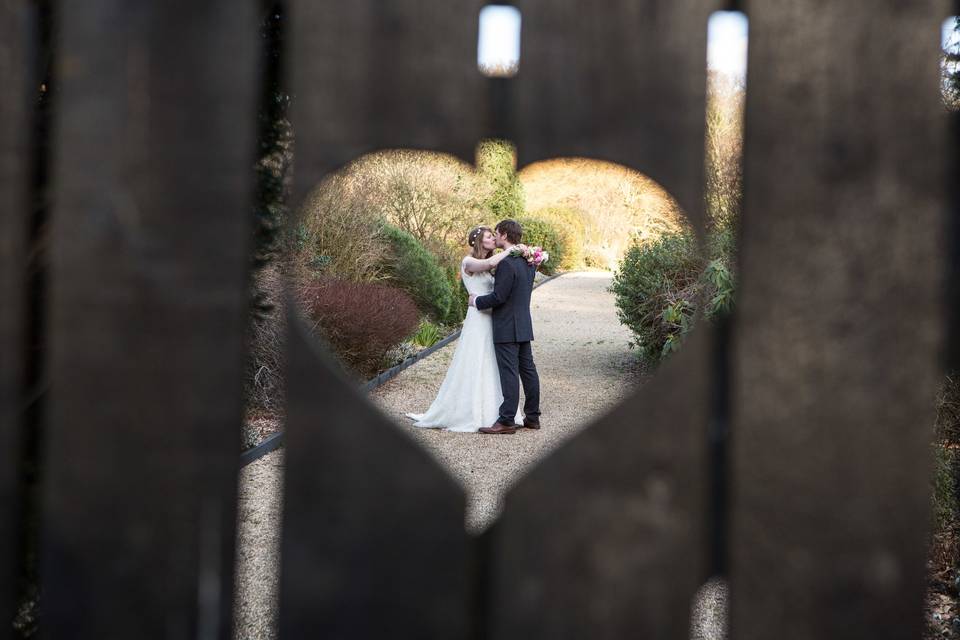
[495,341,541,425]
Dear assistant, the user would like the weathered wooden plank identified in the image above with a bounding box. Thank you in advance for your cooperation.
[289,0,485,203]
[279,3,483,634]
[488,332,710,640]
[489,4,718,636]
[279,326,470,637]
[512,0,720,232]
[730,2,950,639]
[0,1,28,634]
[41,3,256,638]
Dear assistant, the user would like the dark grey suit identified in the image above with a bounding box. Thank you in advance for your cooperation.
[474,255,541,425]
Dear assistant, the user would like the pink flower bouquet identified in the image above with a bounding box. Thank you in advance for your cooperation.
[511,244,550,268]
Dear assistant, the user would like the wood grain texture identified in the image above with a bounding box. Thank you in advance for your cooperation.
[0,1,27,634]
[487,3,717,637]
[279,2,483,635]
[730,2,950,639]
[41,3,256,638]
[288,0,485,205]
[278,324,470,637]
[488,332,710,640]
[513,0,720,230]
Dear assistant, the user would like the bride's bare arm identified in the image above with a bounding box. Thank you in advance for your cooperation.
[462,248,515,275]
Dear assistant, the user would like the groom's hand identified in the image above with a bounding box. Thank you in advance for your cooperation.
[468,294,477,307]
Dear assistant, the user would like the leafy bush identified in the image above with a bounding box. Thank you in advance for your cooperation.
[477,139,525,219]
[444,265,468,325]
[610,232,701,363]
[300,278,419,377]
[380,223,456,322]
[516,216,566,276]
[610,226,735,366]
[527,206,585,270]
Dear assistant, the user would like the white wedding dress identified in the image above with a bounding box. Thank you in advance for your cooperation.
[406,260,522,432]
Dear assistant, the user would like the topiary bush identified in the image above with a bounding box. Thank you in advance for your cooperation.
[300,277,419,377]
[527,206,585,270]
[379,223,456,322]
[516,216,566,276]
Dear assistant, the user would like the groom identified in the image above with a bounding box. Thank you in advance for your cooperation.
[468,219,541,434]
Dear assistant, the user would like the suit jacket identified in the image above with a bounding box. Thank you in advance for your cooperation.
[474,254,536,343]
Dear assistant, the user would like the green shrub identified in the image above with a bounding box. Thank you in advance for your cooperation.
[477,139,525,219]
[379,224,455,322]
[527,206,585,270]
[517,216,566,276]
[610,225,736,367]
[411,320,445,348]
[610,232,701,364]
[444,265,468,325]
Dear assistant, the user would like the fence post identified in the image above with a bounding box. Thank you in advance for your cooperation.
[730,3,951,638]
[0,1,30,635]
[40,3,257,637]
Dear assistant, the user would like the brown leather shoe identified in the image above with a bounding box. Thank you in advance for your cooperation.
[479,422,517,435]
[522,418,541,430]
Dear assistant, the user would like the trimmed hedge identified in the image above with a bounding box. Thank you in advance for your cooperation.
[379,223,456,322]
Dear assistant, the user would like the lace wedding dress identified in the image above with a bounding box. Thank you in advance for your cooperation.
[406,261,521,432]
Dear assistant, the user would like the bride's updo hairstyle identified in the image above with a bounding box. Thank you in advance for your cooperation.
[468,225,494,260]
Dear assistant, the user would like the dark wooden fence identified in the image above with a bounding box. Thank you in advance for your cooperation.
[1,1,957,638]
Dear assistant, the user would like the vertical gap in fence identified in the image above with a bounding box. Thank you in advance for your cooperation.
[230,2,288,637]
[704,3,747,583]
[13,2,54,635]
[945,7,960,527]
[946,10,960,373]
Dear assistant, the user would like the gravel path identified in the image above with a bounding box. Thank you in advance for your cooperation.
[232,272,726,638]
[371,271,641,531]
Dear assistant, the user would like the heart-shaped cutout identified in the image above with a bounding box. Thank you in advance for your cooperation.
[282,144,696,531]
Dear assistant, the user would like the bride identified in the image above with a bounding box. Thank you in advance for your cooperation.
[406,226,524,432]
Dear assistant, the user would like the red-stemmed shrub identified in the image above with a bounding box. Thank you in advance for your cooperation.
[299,277,419,377]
